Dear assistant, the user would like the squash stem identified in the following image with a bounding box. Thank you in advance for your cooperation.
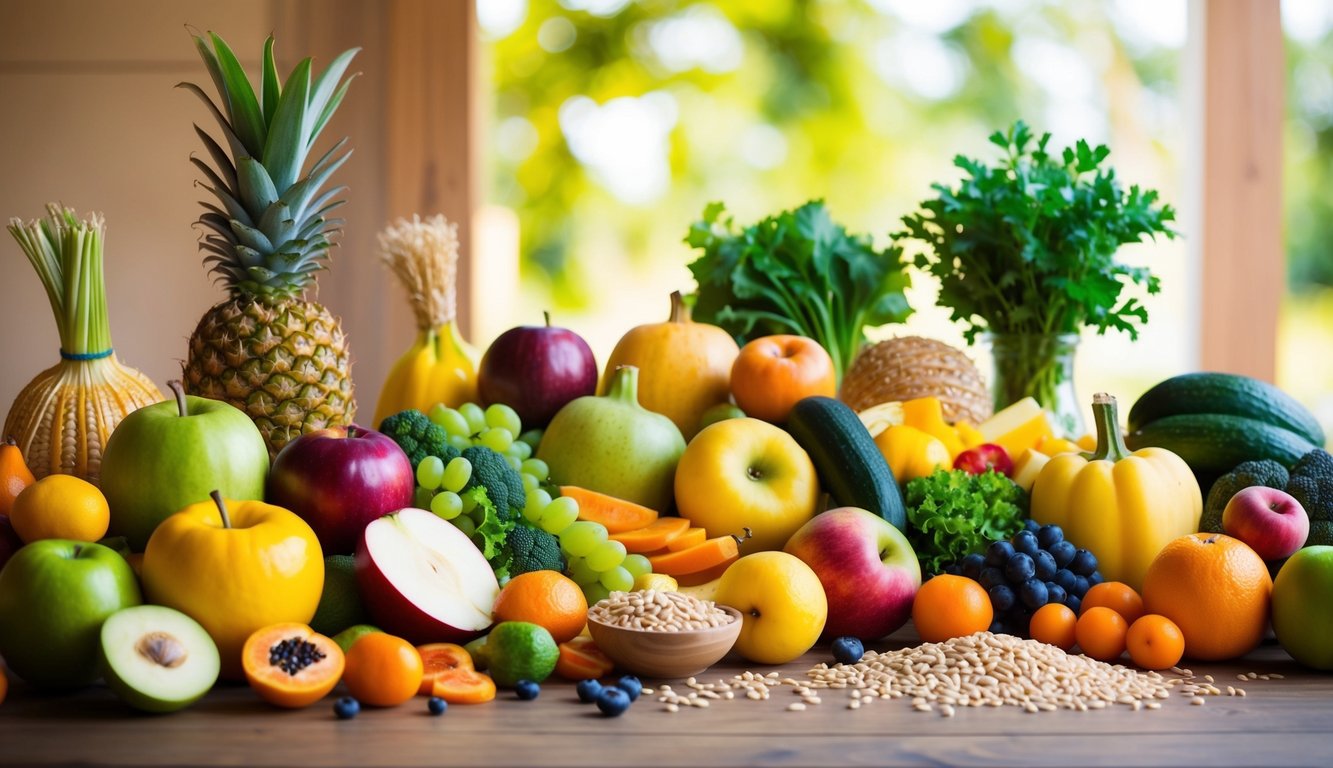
[606,365,640,406]
[1086,392,1132,463]
[668,290,690,324]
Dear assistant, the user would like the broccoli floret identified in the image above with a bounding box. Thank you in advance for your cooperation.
[461,446,525,520]
[1201,460,1290,533]
[497,523,565,581]
[378,409,458,468]
[1289,449,1333,545]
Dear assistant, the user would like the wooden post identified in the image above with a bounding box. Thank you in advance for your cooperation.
[1196,0,1284,381]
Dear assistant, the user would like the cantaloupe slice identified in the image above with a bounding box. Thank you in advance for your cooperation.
[648,535,740,576]
[560,485,659,533]
[665,527,707,552]
[608,517,690,553]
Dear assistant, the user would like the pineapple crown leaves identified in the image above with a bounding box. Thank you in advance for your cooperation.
[180,31,359,296]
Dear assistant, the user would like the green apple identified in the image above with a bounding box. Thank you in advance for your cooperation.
[101,381,268,550]
[674,417,820,552]
[1273,545,1333,669]
[537,366,686,511]
[713,551,827,664]
[99,604,219,712]
[0,539,142,688]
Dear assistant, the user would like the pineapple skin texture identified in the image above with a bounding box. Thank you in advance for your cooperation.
[183,295,355,458]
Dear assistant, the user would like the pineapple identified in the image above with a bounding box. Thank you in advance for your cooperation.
[179,33,359,457]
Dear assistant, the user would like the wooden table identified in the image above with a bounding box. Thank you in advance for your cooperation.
[3,628,1331,767]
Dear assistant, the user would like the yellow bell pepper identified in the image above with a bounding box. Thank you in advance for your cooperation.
[1030,393,1201,591]
[874,424,951,483]
[900,397,967,458]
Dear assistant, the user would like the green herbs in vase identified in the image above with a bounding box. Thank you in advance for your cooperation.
[898,121,1178,436]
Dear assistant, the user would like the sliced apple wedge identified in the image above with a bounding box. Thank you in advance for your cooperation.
[355,508,499,644]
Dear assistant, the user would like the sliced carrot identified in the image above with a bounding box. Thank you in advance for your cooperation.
[417,643,474,695]
[609,517,690,553]
[430,669,497,704]
[673,559,734,587]
[665,527,706,552]
[647,535,740,576]
[555,637,614,681]
[560,486,659,533]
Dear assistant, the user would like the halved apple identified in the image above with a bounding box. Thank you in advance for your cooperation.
[355,508,499,644]
[99,605,220,713]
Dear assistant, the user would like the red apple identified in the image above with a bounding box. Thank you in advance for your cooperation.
[477,312,597,428]
[267,425,415,555]
[355,508,499,644]
[1223,486,1309,560]
[782,507,921,640]
[953,443,1014,477]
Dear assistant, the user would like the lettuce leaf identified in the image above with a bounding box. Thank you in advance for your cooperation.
[905,469,1027,576]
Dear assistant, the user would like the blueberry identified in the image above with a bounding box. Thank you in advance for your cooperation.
[960,553,986,580]
[576,679,604,703]
[831,636,864,665]
[943,563,963,576]
[1073,575,1090,597]
[979,566,1006,590]
[1024,518,1041,533]
[1054,568,1079,593]
[616,676,643,702]
[1005,552,1035,583]
[1088,570,1105,587]
[596,687,632,717]
[1049,540,1076,569]
[427,696,448,715]
[1069,548,1098,576]
[1037,524,1064,550]
[988,618,1005,634]
[1064,594,1082,615]
[515,680,541,701]
[333,696,360,720]
[986,540,1015,567]
[1020,578,1049,610]
[1033,550,1057,581]
[1045,582,1067,606]
[1012,530,1040,557]
[988,584,1017,612]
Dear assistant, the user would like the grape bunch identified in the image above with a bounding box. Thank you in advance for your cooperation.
[414,401,647,604]
[947,519,1103,637]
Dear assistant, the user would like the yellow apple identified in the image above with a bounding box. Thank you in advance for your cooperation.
[674,417,819,552]
[713,552,827,664]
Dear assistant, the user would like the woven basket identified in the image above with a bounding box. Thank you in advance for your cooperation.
[840,336,993,425]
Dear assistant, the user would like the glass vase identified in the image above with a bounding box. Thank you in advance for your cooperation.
[983,332,1084,438]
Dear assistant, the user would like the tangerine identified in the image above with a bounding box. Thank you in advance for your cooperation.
[342,632,423,707]
[1029,603,1078,651]
[1075,606,1128,662]
[492,570,588,644]
[1141,533,1271,661]
[9,474,108,543]
[911,575,992,643]
[1081,582,1145,624]
[1126,614,1185,671]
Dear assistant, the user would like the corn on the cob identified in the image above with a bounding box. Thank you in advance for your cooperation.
[372,214,478,425]
[5,205,163,484]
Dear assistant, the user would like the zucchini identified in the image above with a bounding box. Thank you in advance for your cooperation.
[786,396,906,531]
[1126,413,1318,481]
[1128,372,1325,447]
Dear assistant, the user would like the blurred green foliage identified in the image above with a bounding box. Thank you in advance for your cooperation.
[1286,27,1333,292]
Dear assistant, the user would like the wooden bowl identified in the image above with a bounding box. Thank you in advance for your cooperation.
[586,605,743,680]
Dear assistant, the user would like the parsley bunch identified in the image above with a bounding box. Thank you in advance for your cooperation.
[898,121,1177,343]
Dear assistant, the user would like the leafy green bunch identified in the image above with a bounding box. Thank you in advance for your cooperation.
[905,469,1028,577]
[898,121,1178,343]
[686,200,913,382]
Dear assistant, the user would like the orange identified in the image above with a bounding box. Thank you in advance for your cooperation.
[911,575,992,643]
[730,335,836,424]
[342,632,424,707]
[1081,582,1145,625]
[1075,606,1128,662]
[1141,533,1271,661]
[1126,614,1185,671]
[1029,603,1078,651]
[492,570,588,644]
[9,474,109,543]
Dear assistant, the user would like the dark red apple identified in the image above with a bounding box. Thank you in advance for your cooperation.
[267,425,415,555]
[0,515,22,570]
[953,443,1014,477]
[477,312,597,428]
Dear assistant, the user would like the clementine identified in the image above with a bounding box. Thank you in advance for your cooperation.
[1075,606,1128,662]
[730,335,836,424]
[1081,582,1145,625]
[911,575,992,643]
[1126,614,1185,671]
[492,570,588,644]
[1029,603,1078,651]
[342,632,424,707]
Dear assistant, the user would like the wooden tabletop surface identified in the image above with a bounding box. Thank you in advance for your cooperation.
[3,626,1331,768]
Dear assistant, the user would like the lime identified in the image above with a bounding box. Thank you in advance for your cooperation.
[311,555,369,636]
[485,621,558,687]
[332,624,381,655]
[463,634,490,671]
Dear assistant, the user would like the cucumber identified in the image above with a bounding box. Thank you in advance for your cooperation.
[1128,372,1325,447]
[786,396,906,531]
[1126,413,1319,480]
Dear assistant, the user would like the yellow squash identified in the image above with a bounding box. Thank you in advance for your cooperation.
[1030,393,1201,591]
[874,424,950,483]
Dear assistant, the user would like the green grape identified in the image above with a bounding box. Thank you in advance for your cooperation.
[599,566,634,592]
[518,428,544,451]
[539,510,570,535]
[479,427,514,453]
[582,582,612,606]
[483,403,523,435]
[521,499,544,524]
[447,434,472,452]
[452,516,476,537]
[505,455,522,472]
[442,456,472,493]
[521,473,539,492]
[459,402,487,435]
[519,458,549,482]
[416,455,445,490]
[587,540,628,572]
[622,554,652,580]
[430,491,463,520]
[559,521,606,558]
[544,495,578,523]
[539,498,579,534]
[524,488,553,519]
[434,407,471,438]
[461,492,478,514]
[509,440,532,461]
[413,486,433,509]
[568,556,600,586]
[427,403,450,427]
